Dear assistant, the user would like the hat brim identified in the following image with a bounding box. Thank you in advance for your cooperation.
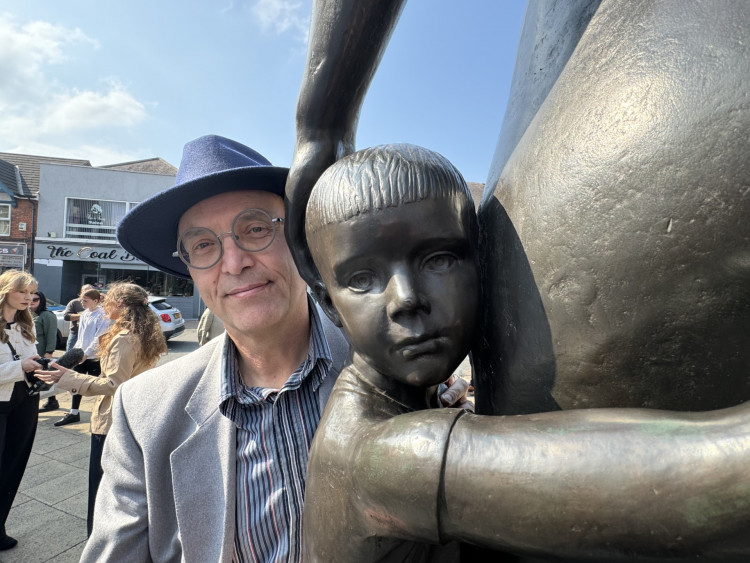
[117,166,289,279]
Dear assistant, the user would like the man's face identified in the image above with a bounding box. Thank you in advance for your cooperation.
[178,190,308,341]
[311,196,479,387]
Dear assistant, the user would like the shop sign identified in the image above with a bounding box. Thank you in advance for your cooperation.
[0,243,26,268]
[38,243,140,264]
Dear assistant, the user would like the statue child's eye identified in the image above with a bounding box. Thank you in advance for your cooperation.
[423,253,456,272]
[348,271,374,291]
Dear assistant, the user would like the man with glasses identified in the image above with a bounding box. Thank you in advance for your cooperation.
[82,135,467,562]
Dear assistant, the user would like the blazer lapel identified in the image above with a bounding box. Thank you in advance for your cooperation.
[171,336,237,562]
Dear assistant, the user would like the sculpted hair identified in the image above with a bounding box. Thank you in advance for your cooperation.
[99,283,166,364]
[306,143,476,236]
[0,270,38,344]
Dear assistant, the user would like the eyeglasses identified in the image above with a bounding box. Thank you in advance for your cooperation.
[173,208,285,270]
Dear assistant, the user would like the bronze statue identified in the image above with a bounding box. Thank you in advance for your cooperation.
[286,0,750,560]
[303,144,750,562]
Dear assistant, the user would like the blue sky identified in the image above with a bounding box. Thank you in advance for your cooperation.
[0,1,526,183]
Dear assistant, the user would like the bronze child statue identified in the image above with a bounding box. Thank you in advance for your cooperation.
[303,143,750,562]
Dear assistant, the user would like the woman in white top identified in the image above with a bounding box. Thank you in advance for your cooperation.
[0,270,44,551]
[54,289,110,427]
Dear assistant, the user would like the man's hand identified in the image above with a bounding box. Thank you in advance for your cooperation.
[440,375,473,410]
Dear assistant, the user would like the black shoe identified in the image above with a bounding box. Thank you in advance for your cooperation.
[0,534,17,550]
[54,412,80,427]
[39,397,60,412]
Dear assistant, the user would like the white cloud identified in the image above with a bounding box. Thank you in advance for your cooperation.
[220,0,235,16]
[0,13,147,164]
[250,0,309,41]
[43,82,146,134]
[0,13,98,101]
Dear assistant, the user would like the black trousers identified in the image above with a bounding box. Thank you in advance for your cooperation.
[88,433,106,536]
[0,382,39,533]
[71,359,101,411]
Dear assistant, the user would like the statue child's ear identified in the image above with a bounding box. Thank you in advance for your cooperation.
[311,281,342,327]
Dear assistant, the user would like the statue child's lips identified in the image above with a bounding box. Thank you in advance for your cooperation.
[396,335,449,359]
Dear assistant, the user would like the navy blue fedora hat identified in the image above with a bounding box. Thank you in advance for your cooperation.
[117,135,288,279]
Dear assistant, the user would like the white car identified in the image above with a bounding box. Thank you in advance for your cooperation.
[148,296,186,340]
[54,296,185,348]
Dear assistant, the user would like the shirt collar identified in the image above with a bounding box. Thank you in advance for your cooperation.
[218,295,333,409]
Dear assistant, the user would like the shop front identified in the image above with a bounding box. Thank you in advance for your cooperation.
[0,242,27,273]
[33,240,200,318]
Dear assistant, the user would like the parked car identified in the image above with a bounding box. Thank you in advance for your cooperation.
[51,302,71,350]
[53,296,185,349]
[149,296,186,340]
[46,298,66,312]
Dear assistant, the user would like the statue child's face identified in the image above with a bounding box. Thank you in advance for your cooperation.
[312,195,479,387]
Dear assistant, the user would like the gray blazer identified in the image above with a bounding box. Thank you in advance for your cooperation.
[81,309,349,562]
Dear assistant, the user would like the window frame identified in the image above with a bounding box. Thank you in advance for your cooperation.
[0,204,11,237]
[64,197,136,241]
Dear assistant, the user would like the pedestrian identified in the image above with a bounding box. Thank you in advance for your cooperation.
[31,291,56,361]
[0,270,45,551]
[53,288,109,427]
[196,308,224,345]
[41,284,94,413]
[37,282,166,535]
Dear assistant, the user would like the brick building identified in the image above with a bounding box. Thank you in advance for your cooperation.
[0,154,91,272]
[0,152,203,317]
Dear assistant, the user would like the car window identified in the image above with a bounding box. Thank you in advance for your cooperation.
[150,301,172,311]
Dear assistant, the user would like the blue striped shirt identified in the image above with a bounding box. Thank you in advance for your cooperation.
[219,302,333,563]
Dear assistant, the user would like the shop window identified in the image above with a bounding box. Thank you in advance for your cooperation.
[99,267,193,298]
[65,198,128,240]
[0,205,10,236]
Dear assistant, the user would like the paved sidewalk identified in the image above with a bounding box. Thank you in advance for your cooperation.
[3,392,94,563]
[1,320,199,563]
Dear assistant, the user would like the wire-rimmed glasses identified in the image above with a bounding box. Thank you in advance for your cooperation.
[173,209,284,270]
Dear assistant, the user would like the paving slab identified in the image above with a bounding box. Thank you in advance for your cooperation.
[18,460,81,491]
[1,321,199,561]
[1,499,86,563]
[44,441,91,466]
[52,491,88,521]
[23,468,88,506]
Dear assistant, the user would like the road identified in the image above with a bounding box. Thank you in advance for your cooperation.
[157,319,200,366]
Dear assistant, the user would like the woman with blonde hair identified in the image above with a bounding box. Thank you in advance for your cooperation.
[37,282,166,535]
[0,270,44,551]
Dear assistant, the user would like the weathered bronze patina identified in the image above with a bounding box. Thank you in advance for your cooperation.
[287,1,750,560]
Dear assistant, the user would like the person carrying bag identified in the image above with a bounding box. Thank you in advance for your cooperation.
[0,270,45,552]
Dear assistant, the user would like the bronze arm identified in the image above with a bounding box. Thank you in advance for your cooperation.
[442,404,750,560]
[285,0,407,284]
